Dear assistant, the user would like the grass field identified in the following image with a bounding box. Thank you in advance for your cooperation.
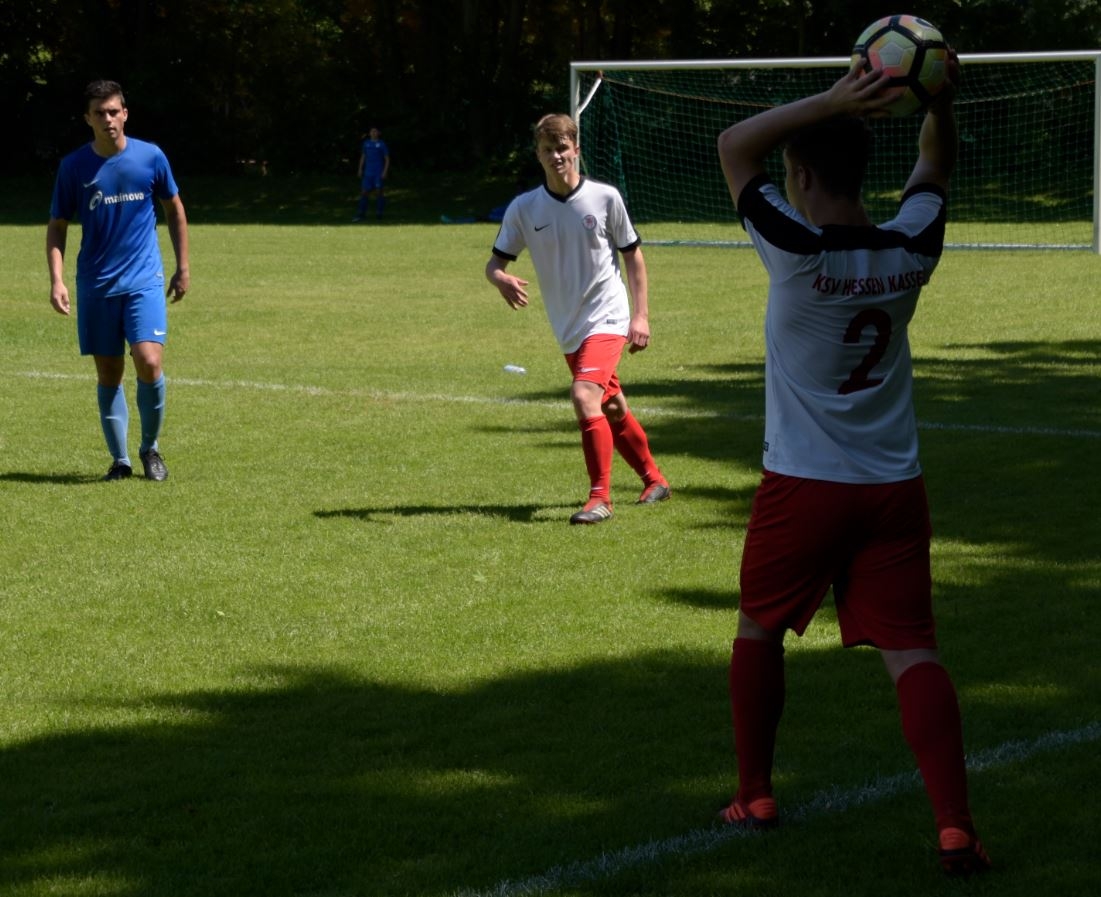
[1,192,1100,897]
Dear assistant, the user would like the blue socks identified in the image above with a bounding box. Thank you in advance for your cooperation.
[98,375,166,463]
[97,384,130,464]
[136,374,166,455]
[355,195,385,218]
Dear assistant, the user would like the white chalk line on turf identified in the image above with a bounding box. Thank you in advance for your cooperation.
[453,722,1101,897]
[16,369,1101,439]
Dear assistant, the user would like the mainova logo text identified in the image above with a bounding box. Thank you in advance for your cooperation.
[89,190,146,210]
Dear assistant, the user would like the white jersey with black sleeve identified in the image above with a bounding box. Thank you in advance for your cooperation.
[738,174,947,484]
[492,176,641,353]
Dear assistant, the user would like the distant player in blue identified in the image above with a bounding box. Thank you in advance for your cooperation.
[353,126,390,221]
[46,80,190,482]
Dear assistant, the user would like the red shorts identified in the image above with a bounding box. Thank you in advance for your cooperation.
[564,334,625,404]
[738,471,936,650]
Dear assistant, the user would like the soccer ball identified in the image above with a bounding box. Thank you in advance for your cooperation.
[851,15,949,117]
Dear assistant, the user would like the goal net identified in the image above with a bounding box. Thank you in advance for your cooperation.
[571,53,1100,252]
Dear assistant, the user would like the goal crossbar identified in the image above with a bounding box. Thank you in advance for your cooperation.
[570,52,1101,253]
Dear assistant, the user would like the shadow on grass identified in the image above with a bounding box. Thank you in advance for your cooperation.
[2,593,1097,897]
[0,651,734,897]
[468,361,768,470]
[661,586,738,612]
[314,502,568,524]
[0,471,103,486]
[532,341,1101,476]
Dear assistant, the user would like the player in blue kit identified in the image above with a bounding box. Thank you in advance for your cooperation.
[353,127,390,221]
[715,55,990,875]
[47,80,190,481]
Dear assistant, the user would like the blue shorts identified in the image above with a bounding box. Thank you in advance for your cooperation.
[361,173,385,191]
[77,285,167,357]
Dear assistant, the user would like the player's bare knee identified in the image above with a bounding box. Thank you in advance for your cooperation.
[602,394,628,422]
[571,381,603,416]
[130,344,163,381]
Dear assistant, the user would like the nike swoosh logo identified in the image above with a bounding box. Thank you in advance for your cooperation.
[153,329,166,336]
[578,366,601,373]
[83,180,98,188]
[534,223,551,231]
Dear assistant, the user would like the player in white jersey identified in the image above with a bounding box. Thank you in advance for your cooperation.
[715,57,990,876]
[486,114,670,525]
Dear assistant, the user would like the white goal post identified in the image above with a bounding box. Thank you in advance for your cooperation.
[570,52,1101,253]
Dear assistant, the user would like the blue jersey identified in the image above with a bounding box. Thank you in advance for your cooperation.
[360,139,389,177]
[50,137,179,299]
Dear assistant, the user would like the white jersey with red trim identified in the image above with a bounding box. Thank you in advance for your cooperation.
[738,174,947,484]
[492,177,641,353]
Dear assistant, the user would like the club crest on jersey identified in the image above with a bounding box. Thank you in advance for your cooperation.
[582,214,597,230]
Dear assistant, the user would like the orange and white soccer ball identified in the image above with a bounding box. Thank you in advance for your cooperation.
[852,15,949,117]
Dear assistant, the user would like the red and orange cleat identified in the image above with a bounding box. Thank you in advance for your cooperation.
[938,827,992,876]
[637,482,671,504]
[717,795,779,830]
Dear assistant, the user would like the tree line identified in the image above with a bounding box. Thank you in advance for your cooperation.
[3,0,1098,177]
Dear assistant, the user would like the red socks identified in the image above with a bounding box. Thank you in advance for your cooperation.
[896,661,975,834]
[729,648,974,835]
[608,410,664,486]
[580,411,665,502]
[579,415,613,503]
[730,637,786,802]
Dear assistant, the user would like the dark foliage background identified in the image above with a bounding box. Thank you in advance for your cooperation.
[2,0,1098,178]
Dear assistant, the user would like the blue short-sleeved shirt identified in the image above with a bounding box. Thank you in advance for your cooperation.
[50,137,179,299]
[360,139,389,178]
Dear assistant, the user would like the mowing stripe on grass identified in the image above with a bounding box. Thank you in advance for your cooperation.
[454,722,1101,897]
[16,370,1101,439]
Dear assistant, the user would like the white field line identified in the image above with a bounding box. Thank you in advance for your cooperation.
[453,722,1101,897]
[15,369,1101,438]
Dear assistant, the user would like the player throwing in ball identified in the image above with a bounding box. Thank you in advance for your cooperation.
[47,80,190,482]
[486,114,670,524]
[715,55,990,875]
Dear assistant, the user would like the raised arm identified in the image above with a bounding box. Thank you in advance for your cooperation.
[717,64,893,206]
[904,50,960,193]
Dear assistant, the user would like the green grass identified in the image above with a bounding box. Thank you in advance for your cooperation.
[1,208,1099,897]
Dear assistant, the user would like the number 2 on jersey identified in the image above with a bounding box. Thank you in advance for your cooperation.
[838,308,892,395]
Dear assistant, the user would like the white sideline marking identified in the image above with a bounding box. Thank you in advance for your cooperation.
[15,370,1101,439]
[454,722,1101,897]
